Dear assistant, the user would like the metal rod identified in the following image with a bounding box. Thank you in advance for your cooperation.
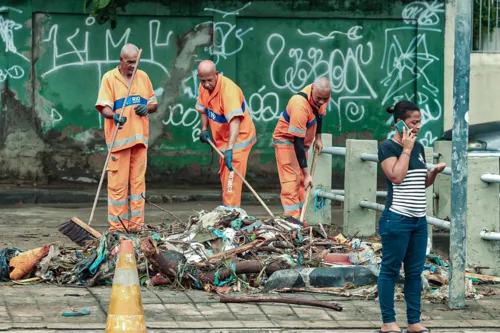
[359,200,384,212]
[449,0,472,310]
[330,189,436,199]
[496,0,499,51]
[426,163,452,176]
[480,0,483,50]
[321,146,346,156]
[359,153,379,162]
[480,230,500,241]
[316,191,345,203]
[468,152,500,157]
[480,174,500,183]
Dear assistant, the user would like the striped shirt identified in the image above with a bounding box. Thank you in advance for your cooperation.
[378,140,427,218]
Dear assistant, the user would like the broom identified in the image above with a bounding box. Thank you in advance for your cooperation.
[299,149,319,224]
[59,49,144,246]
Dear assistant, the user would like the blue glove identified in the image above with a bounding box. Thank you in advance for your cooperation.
[113,114,127,129]
[199,130,211,144]
[134,104,148,116]
[224,149,233,171]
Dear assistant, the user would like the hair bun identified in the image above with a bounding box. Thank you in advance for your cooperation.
[386,105,395,114]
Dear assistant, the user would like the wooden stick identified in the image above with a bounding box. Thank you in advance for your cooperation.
[206,139,275,218]
[88,49,143,226]
[300,150,320,222]
[219,295,342,312]
[207,239,261,261]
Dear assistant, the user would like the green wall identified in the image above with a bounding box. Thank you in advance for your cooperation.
[0,0,446,187]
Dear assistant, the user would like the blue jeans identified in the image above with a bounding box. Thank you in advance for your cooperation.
[377,209,428,324]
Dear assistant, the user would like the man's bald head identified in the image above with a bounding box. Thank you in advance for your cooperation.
[197,60,218,93]
[313,77,331,92]
[119,43,139,78]
[311,77,331,108]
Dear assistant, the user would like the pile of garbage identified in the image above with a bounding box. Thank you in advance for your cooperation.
[0,206,498,301]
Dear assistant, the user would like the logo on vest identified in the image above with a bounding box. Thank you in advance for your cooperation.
[132,96,141,104]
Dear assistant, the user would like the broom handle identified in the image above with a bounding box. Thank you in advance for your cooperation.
[88,49,143,226]
[300,149,320,222]
[207,139,275,218]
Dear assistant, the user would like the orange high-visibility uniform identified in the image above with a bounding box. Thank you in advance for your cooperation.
[272,84,329,218]
[95,66,157,232]
[195,74,257,208]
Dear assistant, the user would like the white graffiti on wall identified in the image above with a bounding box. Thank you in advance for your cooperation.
[0,65,24,83]
[41,18,172,79]
[297,26,363,41]
[201,3,253,64]
[267,31,377,125]
[0,7,29,62]
[402,0,444,26]
[381,23,443,146]
[162,103,201,142]
[247,85,281,122]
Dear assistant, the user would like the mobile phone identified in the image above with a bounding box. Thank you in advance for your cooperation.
[395,120,409,135]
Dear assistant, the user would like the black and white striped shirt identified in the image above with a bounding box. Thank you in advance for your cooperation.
[378,140,427,218]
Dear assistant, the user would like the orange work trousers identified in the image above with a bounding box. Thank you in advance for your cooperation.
[218,148,251,208]
[107,144,147,232]
[275,145,308,218]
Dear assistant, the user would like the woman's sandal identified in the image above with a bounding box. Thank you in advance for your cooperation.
[379,330,403,333]
[407,330,431,333]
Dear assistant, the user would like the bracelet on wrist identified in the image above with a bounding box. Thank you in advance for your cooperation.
[401,151,411,157]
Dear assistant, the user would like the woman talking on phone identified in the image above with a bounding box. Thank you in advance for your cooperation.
[377,101,446,333]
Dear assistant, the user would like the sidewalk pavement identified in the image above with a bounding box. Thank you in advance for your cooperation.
[1,285,500,332]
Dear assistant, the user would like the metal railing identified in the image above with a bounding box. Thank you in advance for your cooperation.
[472,0,500,52]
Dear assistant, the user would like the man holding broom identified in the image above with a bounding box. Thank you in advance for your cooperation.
[195,60,257,209]
[95,43,157,232]
[272,77,331,219]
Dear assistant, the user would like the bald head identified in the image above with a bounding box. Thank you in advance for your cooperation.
[119,44,139,78]
[121,43,139,57]
[313,77,331,92]
[311,77,331,108]
[197,60,218,92]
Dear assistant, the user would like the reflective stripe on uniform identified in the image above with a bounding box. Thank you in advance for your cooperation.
[108,134,148,149]
[273,138,294,146]
[220,135,257,153]
[108,214,129,222]
[289,126,306,136]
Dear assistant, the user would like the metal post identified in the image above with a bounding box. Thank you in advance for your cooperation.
[449,0,472,310]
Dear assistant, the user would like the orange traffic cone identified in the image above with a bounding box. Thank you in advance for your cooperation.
[105,239,146,333]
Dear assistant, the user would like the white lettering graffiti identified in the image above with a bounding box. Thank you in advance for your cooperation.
[50,108,63,124]
[0,65,24,82]
[297,26,363,41]
[41,18,171,80]
[0,8,29,62]
[381,22,443,146]
[181,70,200,100]
[402,0,444,26]
[162,103,201,142]
[247,86,281,122]
[204,2,252,18]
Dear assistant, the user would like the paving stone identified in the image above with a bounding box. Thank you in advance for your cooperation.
[196,303,236,320]
[11,316,44,323]
[272,320,307,328]
[208,320,244,328]
[227,303,266,317]
[240,320,275,328]
[146,321,180,329]
[153,290,192,304]
[293,307,332,321]
[335,320,377,328]
[175,321,212,328]
[302,320,340,328]
[164,303,203,318]
[465,320,500,328]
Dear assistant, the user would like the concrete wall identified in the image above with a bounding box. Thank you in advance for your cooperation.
[0,0,446,187]
[444,0,500,131]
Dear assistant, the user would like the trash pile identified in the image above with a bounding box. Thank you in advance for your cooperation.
[0,206,498,302]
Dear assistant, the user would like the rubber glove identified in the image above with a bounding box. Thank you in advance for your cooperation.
[113,114,127,129]
[199,130,211,144]
[134,104,148,116]
[224,149,233,171]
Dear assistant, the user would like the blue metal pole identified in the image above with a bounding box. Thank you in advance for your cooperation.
[449,0,472,310]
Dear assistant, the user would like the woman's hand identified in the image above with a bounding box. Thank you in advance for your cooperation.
[402,127,416,152]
